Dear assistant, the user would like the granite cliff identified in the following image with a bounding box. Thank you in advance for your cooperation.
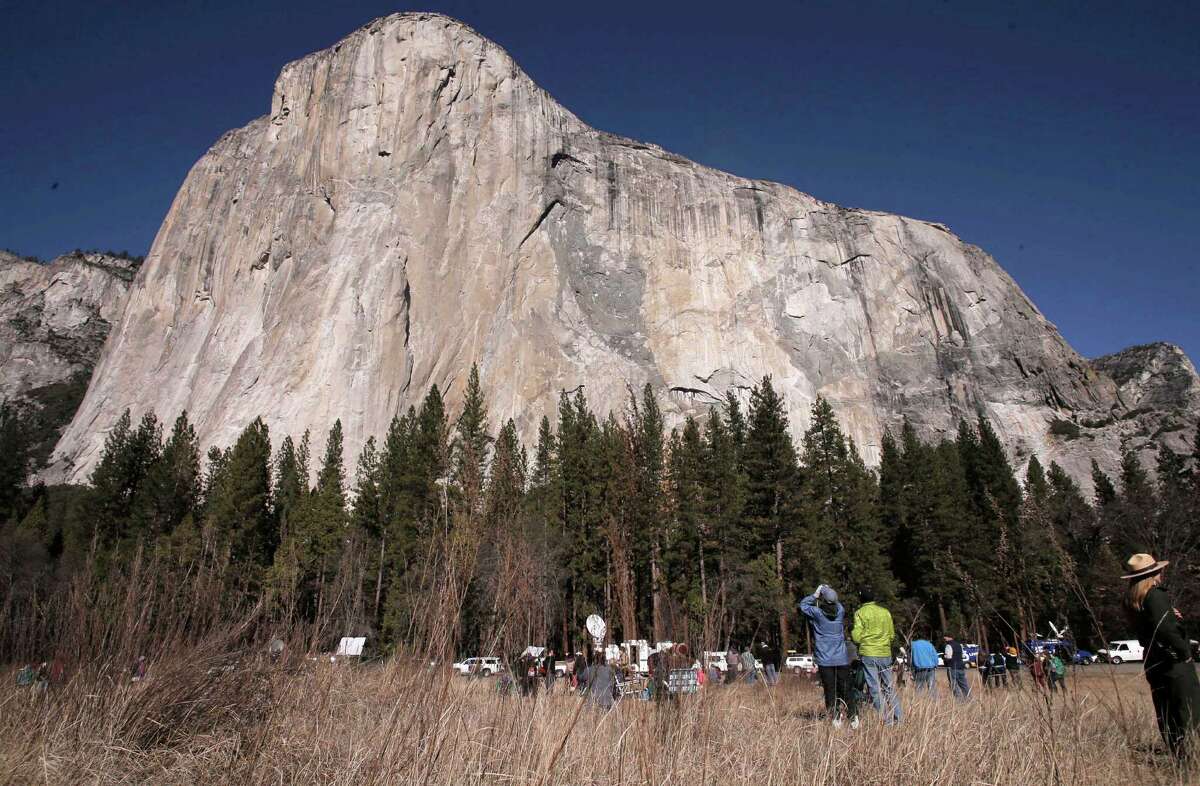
[43,13,1197,488]
[1,250,139,466]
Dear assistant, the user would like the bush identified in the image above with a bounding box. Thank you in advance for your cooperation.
[1049,419,1082,440]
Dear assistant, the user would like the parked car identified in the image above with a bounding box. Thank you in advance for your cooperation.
[1072,649,1097,665]
[702,651,763,674]
[1097,640,1144,665]
[452,656,503,676]
[785,654,816,674]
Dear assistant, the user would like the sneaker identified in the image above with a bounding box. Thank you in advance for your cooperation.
[850,717,860,730]
[832,718,844,729]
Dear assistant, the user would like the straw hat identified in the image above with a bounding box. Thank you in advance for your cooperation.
[1121,553,1169,580]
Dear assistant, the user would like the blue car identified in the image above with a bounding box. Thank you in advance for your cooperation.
[1072,649,1096,665]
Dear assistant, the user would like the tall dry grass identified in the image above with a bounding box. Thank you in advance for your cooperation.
[1,651,1193,785]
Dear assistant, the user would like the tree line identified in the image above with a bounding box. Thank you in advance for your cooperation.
[1,367,1197,661]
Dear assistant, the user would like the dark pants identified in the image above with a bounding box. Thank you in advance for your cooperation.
[1146,660,1200,759]
[817,665,857,720]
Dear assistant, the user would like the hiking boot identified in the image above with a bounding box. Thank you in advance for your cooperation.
[832,718,844,729]
[850,717,860,730]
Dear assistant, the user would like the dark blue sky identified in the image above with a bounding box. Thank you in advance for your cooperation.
[2,0,1197,360]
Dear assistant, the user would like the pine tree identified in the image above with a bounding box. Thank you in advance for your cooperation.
[920,438,985,634]
[741,376,800,650]
[554,389,606,651]
[1010,454,1069,639]
[526,415,564,647]
[1110,446,1157,560]
[453,364,491,515]
[628,383,667,639]
[1046,461,1124,642]
[352,437,383,542]
[878,429,905,544]
[413,386,451,530]
[665,417,706,640]
[700,404,747,645]
[474,418,533,653]
[274,432,311,528]
[90,410,161,546]
[0,404,29,525]
[131,411,200,539]
[1091,460,1117,507]
[382,388,451,643]
[206,418,274,569]
[1154,445,1200,618]
[798,398,892,605]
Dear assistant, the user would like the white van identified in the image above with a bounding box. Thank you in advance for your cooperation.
[1097,640,1143,664]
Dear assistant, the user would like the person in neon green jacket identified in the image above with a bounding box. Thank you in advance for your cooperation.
[851,598,895,658]
[851,588,902,724]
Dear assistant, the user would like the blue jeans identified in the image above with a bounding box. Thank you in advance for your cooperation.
[947,667,971,700]
[913,667,937,695]
[861,656,902,724]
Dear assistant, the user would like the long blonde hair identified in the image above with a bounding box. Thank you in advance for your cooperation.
[1126,572,1162,612]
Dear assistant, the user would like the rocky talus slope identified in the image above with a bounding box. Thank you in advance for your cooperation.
[1,250,139,467]
[43,13,1197,488]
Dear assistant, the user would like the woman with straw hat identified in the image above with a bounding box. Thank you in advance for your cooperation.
[1124,553,1200,760]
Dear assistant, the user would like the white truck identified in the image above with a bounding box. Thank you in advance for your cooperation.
[785,654,816,674]
[1097,640,1144,664]
[610,640,677,674]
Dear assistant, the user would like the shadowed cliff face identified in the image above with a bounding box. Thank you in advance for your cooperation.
[0,250,138,467]
[42,12,1192,488]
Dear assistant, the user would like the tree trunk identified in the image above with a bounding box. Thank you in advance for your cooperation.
[776,537,790,653]
[651,541,665,642]
[373,535,386,621]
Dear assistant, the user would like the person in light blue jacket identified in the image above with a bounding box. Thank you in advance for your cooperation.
[800,584,858,728]
[909,636,940,695]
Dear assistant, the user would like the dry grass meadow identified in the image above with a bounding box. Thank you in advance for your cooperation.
[1,650,1194,786]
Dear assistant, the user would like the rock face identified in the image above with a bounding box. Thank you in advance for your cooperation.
[46,13,1197,488]
[1085,343,1200,470]
[1,250,139,467]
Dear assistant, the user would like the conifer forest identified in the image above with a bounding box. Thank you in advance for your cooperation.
[2,366,1197,662]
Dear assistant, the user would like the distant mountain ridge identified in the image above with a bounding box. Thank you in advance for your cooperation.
[17,12,1194,489]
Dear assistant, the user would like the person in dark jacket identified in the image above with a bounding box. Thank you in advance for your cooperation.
[1003,647,1021,689]
[943,636,970,700]
[800,584,858,728]
[544,648,557,692]
[987,651,1007,688]
[578,650,616,710]
[1124,553,1200,760]
[724,646,739,685]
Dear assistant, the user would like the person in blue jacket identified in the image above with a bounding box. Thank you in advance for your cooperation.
[800,584,858,728]
[909,635,939,695]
